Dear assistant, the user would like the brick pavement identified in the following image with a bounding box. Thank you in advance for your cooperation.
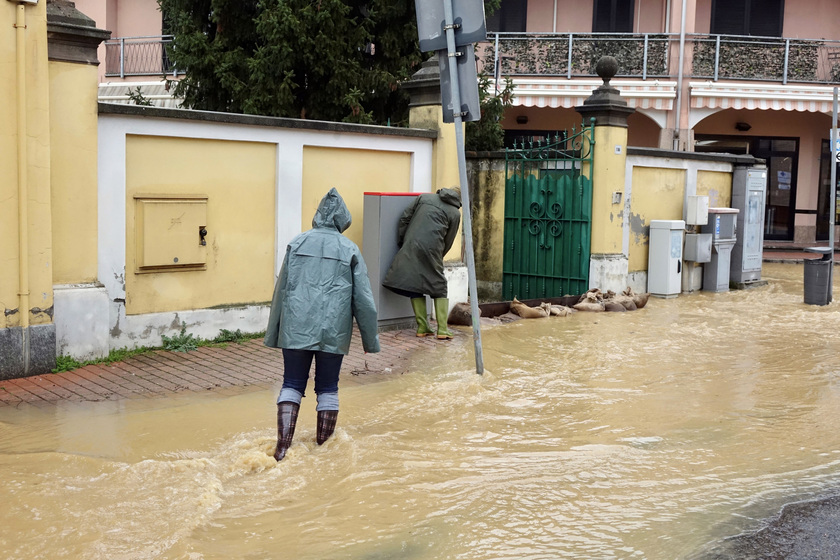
[0,327,450,407]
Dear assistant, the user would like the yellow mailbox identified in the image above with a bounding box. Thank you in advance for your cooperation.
[134,195,208,272]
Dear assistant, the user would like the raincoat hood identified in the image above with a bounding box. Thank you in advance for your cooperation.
[437,187,462,209]
[312,187,352,232]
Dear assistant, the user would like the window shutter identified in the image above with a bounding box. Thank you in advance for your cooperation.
[593,0,612,31]
[711,0,747,35]
[593,0,634,33]
[749,0,784,36]
[487,0,528,33]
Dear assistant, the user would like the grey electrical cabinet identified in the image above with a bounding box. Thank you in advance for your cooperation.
[730,165,768,285]
[648,220,685,298]
[362,192,423,328]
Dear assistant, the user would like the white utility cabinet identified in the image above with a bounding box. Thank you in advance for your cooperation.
[648,220,685,298]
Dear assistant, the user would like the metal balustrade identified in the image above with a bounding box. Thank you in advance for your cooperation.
[104,35,178,78]
[479,32,840,84]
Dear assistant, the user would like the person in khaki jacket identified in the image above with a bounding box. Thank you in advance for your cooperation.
[382,187,462,340]
[265,188,380,461]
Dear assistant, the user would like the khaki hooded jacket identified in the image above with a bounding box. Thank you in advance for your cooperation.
[382,188,462,298]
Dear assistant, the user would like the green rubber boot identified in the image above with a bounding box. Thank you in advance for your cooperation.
[434,298,454,340]
[411,297,434,337]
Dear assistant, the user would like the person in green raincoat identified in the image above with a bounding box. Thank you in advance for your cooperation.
[265,188,380,461]
[382,187,462,340]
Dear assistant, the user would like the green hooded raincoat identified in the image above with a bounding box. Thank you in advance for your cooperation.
[382,188,462,298]
[264,188,380,355]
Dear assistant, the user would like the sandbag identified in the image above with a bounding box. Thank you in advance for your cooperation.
[623,287,650,309]
[573,300,604,312]
[612,295,637,311]
[550,305,574,317]
[510,297,549,318]
[578,288,603,304]
[447,302,475,326]
[604,301,627,312]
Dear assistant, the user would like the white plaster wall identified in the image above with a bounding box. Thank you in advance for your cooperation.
[53,283,110,360]
[588,254,630,293]
[444,263,469,316]
[98,111,436,350]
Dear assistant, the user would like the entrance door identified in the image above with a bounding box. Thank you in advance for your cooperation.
[753,138,798,241]
[695,135,799,241]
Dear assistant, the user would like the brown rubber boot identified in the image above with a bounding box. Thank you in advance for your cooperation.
[316,410,338,445]
[274,402,300,461]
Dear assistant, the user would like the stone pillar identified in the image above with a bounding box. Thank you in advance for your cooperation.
[575,56,635,292]
[402,54,461,195]
[401,54,464,268]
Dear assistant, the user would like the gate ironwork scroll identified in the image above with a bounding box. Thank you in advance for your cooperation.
[502,122,595,301]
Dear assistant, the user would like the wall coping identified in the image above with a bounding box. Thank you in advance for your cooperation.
[627,147,759,166]
[468,148,759,166]
[98,103,439,139]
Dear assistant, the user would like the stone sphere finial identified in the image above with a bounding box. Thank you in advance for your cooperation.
[596,56,619,86]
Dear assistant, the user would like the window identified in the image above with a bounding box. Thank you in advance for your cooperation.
[486,0,527,33]
[711,0,784,37]
[593,0,634,33]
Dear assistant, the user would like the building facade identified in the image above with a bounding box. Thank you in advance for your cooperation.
[480,0,840,244]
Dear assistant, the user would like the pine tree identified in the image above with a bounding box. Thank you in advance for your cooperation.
[159,0,502,128]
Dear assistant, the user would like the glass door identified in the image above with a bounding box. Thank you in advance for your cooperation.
[754,138,798,241]
[816,140,838,241]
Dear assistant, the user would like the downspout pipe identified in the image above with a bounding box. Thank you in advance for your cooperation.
[14,2,31,372]
[674,0,687,150]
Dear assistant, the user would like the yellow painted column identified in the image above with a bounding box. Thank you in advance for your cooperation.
[576,56,635,292]
[589,125,629,255]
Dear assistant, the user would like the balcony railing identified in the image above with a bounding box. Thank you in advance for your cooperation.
[479,32,840,84]
[104,35,179,79]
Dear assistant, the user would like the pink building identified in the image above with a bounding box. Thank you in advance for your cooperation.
[74,0,180,106]
[481,0,840,243]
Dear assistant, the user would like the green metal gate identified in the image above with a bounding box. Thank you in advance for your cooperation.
[502,123,595,301]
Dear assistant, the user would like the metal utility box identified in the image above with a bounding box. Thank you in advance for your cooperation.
[701,208,739,292]
[730,165,768,285]
[685,195,709,226]
[648,220,685,298]
[134,195,208,272]
[362,192,424,328]
[684,233,713,263]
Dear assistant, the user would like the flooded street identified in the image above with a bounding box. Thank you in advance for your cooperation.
[2,262,840,559]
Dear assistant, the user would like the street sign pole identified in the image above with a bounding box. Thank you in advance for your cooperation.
[830,87,837,297]
[442,0,484,375]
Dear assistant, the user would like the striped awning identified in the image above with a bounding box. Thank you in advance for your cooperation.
[506,79,677,110]
[690,82,836,112]
[98,81,184,109]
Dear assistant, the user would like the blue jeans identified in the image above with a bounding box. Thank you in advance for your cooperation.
[280,349,343,398]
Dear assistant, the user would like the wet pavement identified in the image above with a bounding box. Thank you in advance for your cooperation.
[0,327,439,407]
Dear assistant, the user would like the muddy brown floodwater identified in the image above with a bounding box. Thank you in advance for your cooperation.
[1,262,840,559]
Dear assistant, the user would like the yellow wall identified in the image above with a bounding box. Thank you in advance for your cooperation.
[697,170,732,208]
[125,135,276,315]
[301,146,412,251]
[1,1,53,328]
[471,161,506,284]
[49,60,100,284]
[628,167,687,273]
[590,126,627,255]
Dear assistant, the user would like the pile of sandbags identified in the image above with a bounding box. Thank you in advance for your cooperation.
[509,297,574,319]
[448,287,651,325]
[571,287,650,313]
